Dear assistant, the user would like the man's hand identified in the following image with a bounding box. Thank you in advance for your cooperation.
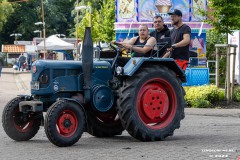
[111,40,123,47]
[166,47,173,52]
[122,43,132,50]
[162,51,171,58]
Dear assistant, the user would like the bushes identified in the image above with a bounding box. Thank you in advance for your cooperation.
[234,86,240,102]
[184,85,225,108]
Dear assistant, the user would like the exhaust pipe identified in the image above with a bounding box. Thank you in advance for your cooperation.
[82,27,93,104]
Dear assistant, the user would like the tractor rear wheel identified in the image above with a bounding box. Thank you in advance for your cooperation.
[2,97,42,141]
[44,100,85,147]
[118,65,186,141]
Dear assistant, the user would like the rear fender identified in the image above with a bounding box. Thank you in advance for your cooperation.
[123,57,186,82]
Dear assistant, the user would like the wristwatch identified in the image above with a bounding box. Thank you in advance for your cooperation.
[171,44,177,49]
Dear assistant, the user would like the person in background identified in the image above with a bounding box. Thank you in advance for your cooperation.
[0,54,4,78]
[163,9,191,71]
[18,53,26,71]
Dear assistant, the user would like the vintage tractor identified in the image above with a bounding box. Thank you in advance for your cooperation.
[2,28,186,147]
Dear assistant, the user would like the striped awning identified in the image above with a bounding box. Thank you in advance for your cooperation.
[2,45,25,53]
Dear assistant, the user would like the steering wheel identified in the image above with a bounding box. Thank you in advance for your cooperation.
[109,43,122,69]
[109,43,119,52]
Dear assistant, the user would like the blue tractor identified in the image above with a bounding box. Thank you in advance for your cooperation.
[2,28,186,147]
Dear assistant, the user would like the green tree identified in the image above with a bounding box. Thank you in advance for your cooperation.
[1,0,75,44]
[0,0,13,32]
[206,29,226,60]
[206,29,226,85]
[76,0,115,43]
[201,0,240,34]
[199,1,240,85]
[76,7,101,42]
[98,0,115,42]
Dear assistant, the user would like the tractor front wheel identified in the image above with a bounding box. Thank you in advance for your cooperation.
[44,100,85,147]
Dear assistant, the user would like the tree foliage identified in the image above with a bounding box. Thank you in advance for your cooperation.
[0,0,14,32]
[75,0,115,43]
[98,0,115,42]
[1,0,116,45]
[1,0,75,44]
[206,29,227,85]
[206,29,226,60]
[201,0,240,34]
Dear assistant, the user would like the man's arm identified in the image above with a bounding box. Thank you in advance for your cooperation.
[122,37,156,54]
[172,33,190,48]
[112,37,137,47]
[172,26,191,48]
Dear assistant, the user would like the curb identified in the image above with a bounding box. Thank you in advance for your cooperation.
[185,108,240,118]
[13,72,28,91]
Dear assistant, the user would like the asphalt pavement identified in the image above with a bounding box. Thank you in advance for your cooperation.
[0,67,31,92]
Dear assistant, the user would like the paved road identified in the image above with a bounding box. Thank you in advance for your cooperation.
[0,68,240,160]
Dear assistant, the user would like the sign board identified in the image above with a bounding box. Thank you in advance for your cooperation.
[229,31,240,83]
[116,0,206,23]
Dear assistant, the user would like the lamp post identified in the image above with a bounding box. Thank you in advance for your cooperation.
[35,21,46,59]
[33,30,42,38]
[10,33,22,44]
[34,0,46,59]
[75,5,92,61]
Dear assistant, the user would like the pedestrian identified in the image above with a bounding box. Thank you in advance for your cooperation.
[18,53,26,71]
[0,54,4,78]
[163,9,191,71]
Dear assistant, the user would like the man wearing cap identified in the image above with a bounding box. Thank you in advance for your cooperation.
[163,9,191,71]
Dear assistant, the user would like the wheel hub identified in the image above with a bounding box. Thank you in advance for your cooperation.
[142,87,169,120]
[58,113,76,134]
[63,119,72,128]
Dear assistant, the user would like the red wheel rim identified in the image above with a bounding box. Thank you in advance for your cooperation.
[137,78,177,130]
[57,110,78,137]
[13,108,34,132]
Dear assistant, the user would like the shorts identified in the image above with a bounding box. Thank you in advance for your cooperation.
[175,59,189,71]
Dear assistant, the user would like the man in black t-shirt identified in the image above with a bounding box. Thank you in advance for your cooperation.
[162,9,191,70]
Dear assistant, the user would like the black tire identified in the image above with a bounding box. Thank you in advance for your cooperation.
[2,97,42,141]
[86,109,124,137]
[118,65,186,141]
[44,100,85,147]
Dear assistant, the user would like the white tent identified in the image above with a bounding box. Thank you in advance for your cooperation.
[37,35,75,50]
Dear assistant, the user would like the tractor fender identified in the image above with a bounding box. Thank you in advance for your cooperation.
[123,57,186,82]
[59,98,84,110]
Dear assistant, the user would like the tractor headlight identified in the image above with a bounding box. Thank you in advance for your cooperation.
[116,66,123,75]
